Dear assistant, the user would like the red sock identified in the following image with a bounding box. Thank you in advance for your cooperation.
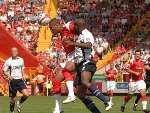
[52,78,61,94]
[63,68,74,81]
[107,90,113,97]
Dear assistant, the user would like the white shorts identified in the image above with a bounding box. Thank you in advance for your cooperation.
[128,80,146,94]
[59,52,75,68]
[107,81,116,91]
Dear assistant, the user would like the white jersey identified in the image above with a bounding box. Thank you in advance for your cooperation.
[3,57,24,79]
[75,29,95,63]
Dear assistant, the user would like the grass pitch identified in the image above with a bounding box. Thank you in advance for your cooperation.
[0,96,150,113]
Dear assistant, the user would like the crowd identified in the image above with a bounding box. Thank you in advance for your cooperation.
[0,0,46,52]
[57,0,149,47]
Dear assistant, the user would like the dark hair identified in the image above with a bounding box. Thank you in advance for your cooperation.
[135,49,141,53]
[49,18,59,27]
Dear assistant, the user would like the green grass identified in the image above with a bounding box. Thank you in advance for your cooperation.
[0,96,150,113]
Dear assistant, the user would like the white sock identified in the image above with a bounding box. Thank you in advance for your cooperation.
[142,101,147,110]
[110,97,113,104]
[66,81,75,97]
[54,94,62,112]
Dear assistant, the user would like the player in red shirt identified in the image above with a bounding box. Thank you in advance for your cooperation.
[48,18,78,113]
[121,49,148,113]
[105,63,118,105]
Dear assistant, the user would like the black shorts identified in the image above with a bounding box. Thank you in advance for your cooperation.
[9,79,27,97]
[75,60,96,85]
[145,80,150,89]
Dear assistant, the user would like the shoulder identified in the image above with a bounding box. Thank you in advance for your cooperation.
[5,57,12,63]
[17,57,24,62]
[82,29,93,37]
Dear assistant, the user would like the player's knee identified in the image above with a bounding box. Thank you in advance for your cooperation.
[81,81,91,87]
[65,61,75,72]
[140,89,146,96]
[24,92,29,97]
[22,90,29,97]
[10,97,16,103]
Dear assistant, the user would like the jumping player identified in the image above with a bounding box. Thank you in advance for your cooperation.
[3,47,29,113]
[133,57,150,111]
[48,19,78,113]
[71,19,112,113]
[120,49,149,113]
[105,63,118,105]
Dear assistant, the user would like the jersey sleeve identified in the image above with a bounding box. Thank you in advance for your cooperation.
[22,58,25,70]
[3,60,10,72]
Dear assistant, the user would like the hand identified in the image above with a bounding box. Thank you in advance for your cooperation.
[8,76,14,80]
[22,76,26,81]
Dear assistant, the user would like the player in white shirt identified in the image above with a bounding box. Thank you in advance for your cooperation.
[3,48,29,113]
[68,19,112,113]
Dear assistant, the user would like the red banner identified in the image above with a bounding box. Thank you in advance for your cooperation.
[0,23,39,67]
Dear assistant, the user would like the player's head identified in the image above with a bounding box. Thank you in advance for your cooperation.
[115,64,120,70]
[134,49,141,60]
[49,18,63,35]
[110,63,114,69]
[74,18,86,35]
[11,47,18,58]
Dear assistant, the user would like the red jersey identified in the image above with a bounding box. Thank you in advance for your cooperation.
[106,68,117,81]
[61,21,75,55]
[127,59,145,81]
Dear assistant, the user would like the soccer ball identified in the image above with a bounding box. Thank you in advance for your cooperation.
[39,13,51,25]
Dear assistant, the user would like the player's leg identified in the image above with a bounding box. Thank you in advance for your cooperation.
[16,79,29,113]
[133,80,150,111]
[63,61,76,104]
[121,81,134,112]
[52,69,64,113]
[133,94,141,111]
[77,84,101,113]
[107,81,115,105]
[139,89,148,112]
[121,94,132,112]
[10,97,16,113]
[137,80,148,112]
[80,70,111,111]
[9,80,17,113]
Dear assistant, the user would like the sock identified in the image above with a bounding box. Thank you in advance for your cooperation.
[135,94,141,104]
[142,101,147,110]
[141,95,147,110]
[10,101,15,112]
[110,97,112,104]
[88,84,109,104]
[66,81,75,97]
[54,94,62,112]
[80,96,101,113]
[20,96,28,104]
[108,90,113,104]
